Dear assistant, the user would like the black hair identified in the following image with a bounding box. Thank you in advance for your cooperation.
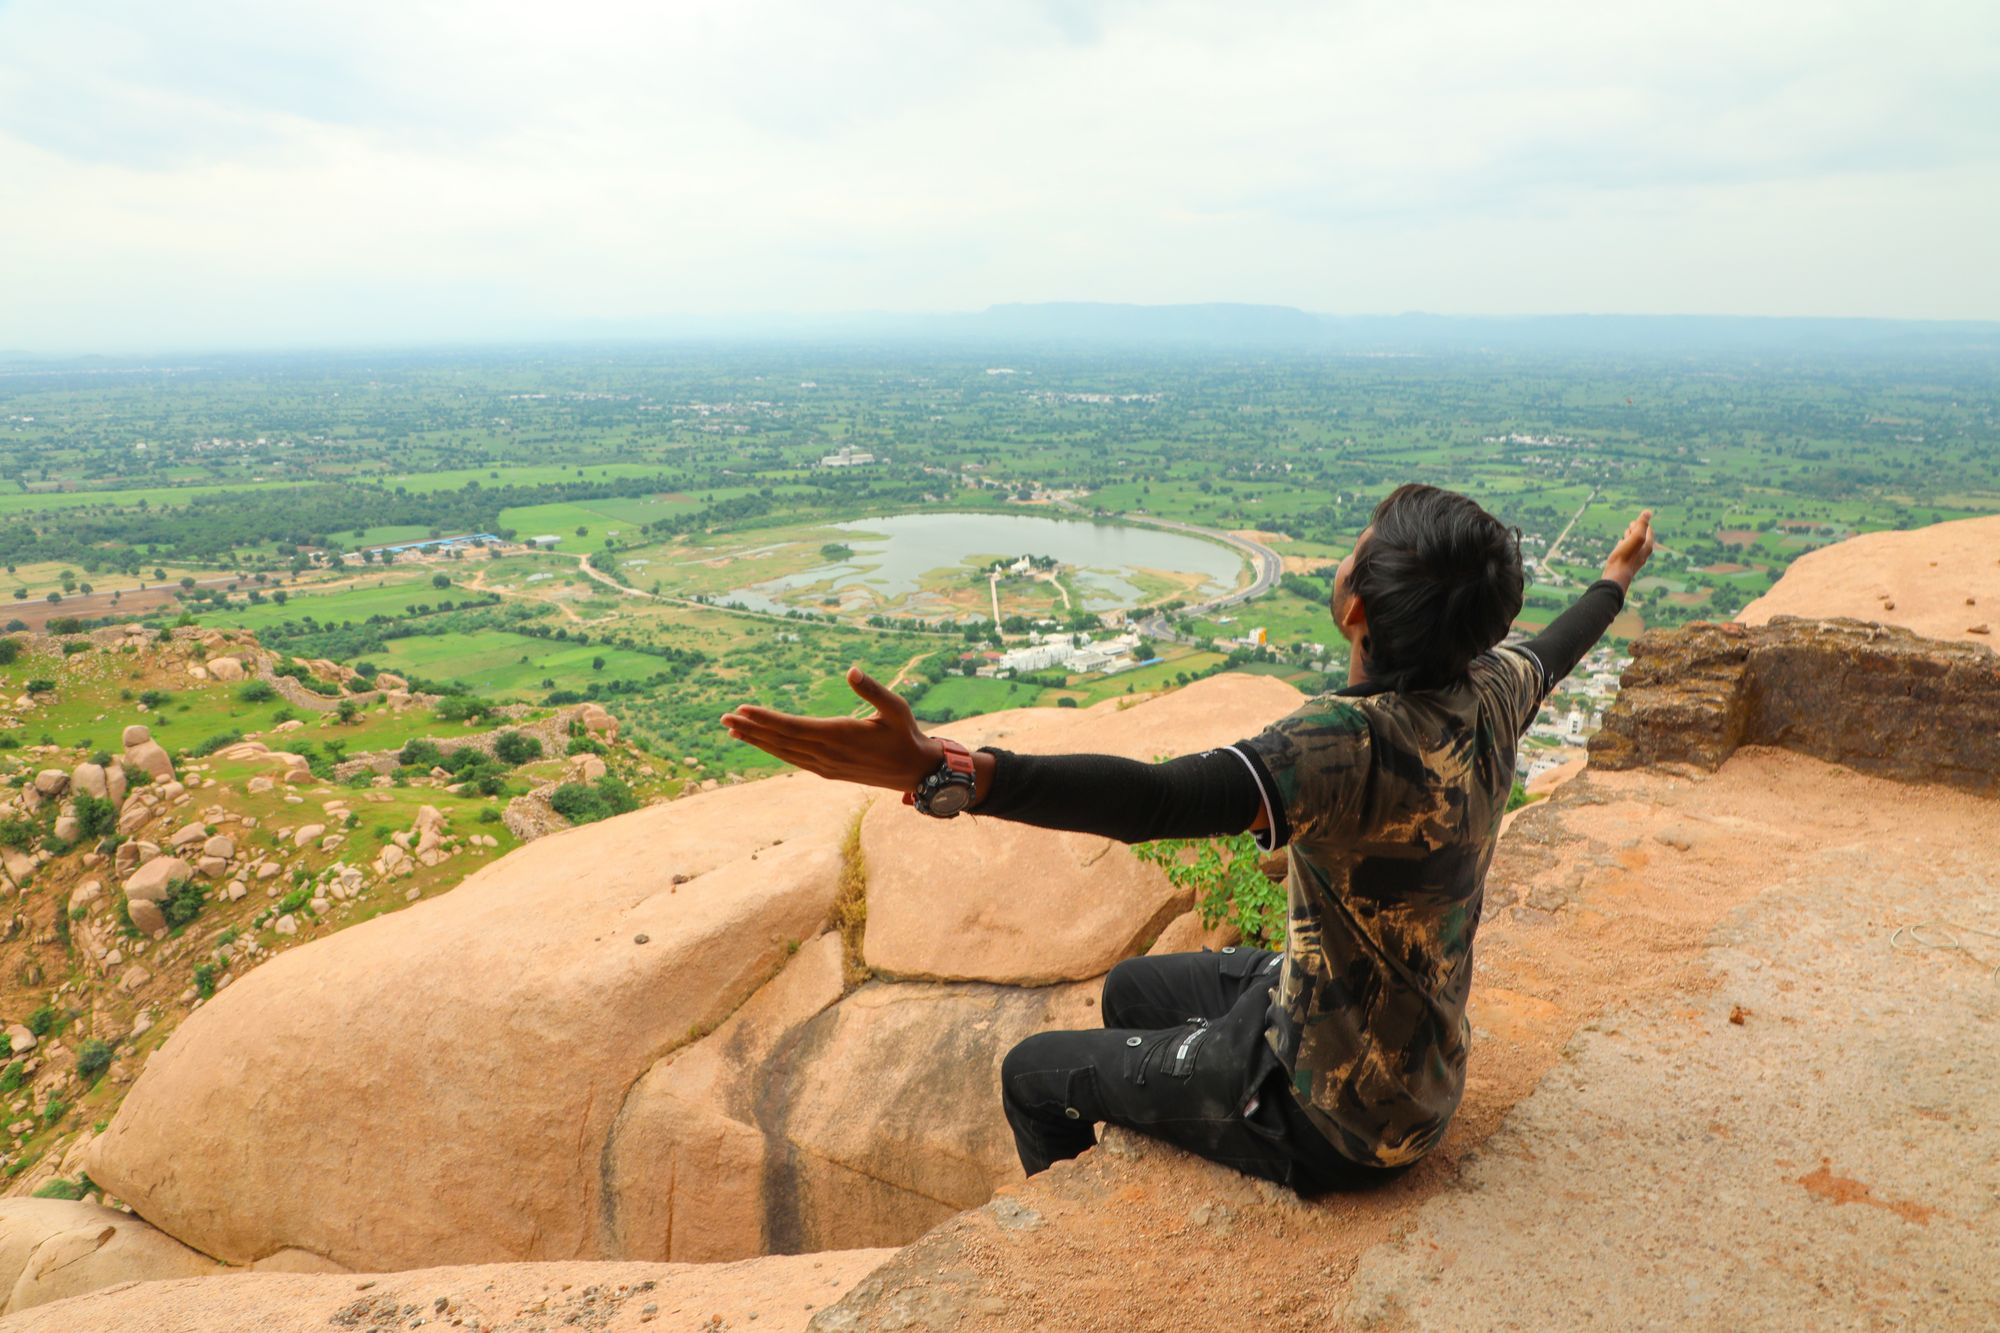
[1345,483,1524,692]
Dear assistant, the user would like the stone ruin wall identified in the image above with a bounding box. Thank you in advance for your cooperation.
[1590,615,2000,797]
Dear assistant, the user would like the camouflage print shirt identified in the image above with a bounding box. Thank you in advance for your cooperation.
[1226,646,1547,1168]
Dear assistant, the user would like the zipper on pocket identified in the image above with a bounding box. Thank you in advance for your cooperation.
[1162,1024,1213,1077]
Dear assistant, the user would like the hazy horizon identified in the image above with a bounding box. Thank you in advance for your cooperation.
[3,0,1996,351]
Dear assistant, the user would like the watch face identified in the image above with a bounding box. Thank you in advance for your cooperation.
[928,781,972,815]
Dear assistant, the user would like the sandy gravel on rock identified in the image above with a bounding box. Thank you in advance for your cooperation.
[0,1252,896,1333]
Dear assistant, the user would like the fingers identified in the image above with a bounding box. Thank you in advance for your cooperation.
[846,666,913,721]
[721,717,844,775]
[721,716,890,786]
[722,710,850,757]
[1616,510,1654,554]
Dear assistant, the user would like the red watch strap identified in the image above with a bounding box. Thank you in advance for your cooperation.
[904,737,973,806]
[938,737,975,775]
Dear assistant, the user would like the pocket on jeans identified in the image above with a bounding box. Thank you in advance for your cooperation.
[1237,1048,1292,1143]
[1216,945,1276,979]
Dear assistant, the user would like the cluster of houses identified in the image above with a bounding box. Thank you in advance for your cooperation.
[977,628,1152,679]
[1515,643,1630,780]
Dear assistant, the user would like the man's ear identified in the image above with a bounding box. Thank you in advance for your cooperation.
[1337,592,1367,636]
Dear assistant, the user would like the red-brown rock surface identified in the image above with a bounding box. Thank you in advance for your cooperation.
[811,742,2000,1330]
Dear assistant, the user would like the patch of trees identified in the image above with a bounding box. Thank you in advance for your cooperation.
[0,474,677,571]
[1278,572,1331,603]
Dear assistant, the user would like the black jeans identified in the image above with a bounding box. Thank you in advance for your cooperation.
[1000,947,1390,1195]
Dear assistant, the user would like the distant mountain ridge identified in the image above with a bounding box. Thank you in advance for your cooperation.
[11,306,1999,363]
[971,301,1326,343]
[962,304,2000,355]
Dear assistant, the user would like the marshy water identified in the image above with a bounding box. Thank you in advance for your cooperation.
[719,512,1244,616]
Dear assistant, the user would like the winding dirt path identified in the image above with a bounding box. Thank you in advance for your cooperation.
[462,567,600,625]
[1538,485,1601,582]
[850,649,936,717]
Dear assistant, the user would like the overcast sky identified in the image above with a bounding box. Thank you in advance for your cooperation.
[1,0,1995,350]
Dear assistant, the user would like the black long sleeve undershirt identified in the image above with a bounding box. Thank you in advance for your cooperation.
[968,578,1626,844]
[970,745,1262,845]
[1511,577,1625,704]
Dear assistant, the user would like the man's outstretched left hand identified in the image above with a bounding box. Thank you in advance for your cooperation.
[1601,509,1656,591]
[721,666,942,791]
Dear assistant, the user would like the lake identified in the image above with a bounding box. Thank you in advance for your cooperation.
[718,512,1245,617]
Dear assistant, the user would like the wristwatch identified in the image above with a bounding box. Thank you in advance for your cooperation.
[904,737,976,817]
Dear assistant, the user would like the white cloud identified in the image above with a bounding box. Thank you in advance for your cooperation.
[0,0,1994,349]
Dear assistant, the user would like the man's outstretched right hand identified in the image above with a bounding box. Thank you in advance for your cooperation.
[720,665,945,792]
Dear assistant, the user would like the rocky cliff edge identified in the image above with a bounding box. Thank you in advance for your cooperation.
[7,527,2000,1330]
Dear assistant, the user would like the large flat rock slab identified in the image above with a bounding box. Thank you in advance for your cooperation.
[861,674,1303,984]
[810,748,2000,1330]
[1343,828,2000,1328]
[0,1199,219,1316]
[607,942,1103,1261]
[87,772,868,1272]
[1739,513,2000,646]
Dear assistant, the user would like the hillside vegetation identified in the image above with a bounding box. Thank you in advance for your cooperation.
[0,625,674,1199]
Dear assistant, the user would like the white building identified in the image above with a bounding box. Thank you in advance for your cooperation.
[528,535,561,549]
[997,643,1067,673]
[820,445,876,467]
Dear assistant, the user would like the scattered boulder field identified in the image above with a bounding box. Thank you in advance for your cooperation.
[2,520,1998,1329]
[0,626,671,1225]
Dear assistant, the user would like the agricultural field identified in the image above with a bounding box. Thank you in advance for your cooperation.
[496,493,699,553]
[372,629,671,696]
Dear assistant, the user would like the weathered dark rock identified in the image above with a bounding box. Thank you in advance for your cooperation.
[1590,616,2000,794]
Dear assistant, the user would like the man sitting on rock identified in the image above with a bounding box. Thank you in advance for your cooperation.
[722,485,1654,1193]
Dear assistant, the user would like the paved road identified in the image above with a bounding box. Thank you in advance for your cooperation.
[1141,521,1282,644]
[1048,501,1283,646]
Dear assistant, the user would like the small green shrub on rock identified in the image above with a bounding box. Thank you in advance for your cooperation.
[72,792,117,841]
[75,1040,113,1082]
[184,731,243,759]
[31,1176,91,1201]
[399,739,443,768]
[494,731,543,765]
[161,878,206,929]
[548,775,640,827]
